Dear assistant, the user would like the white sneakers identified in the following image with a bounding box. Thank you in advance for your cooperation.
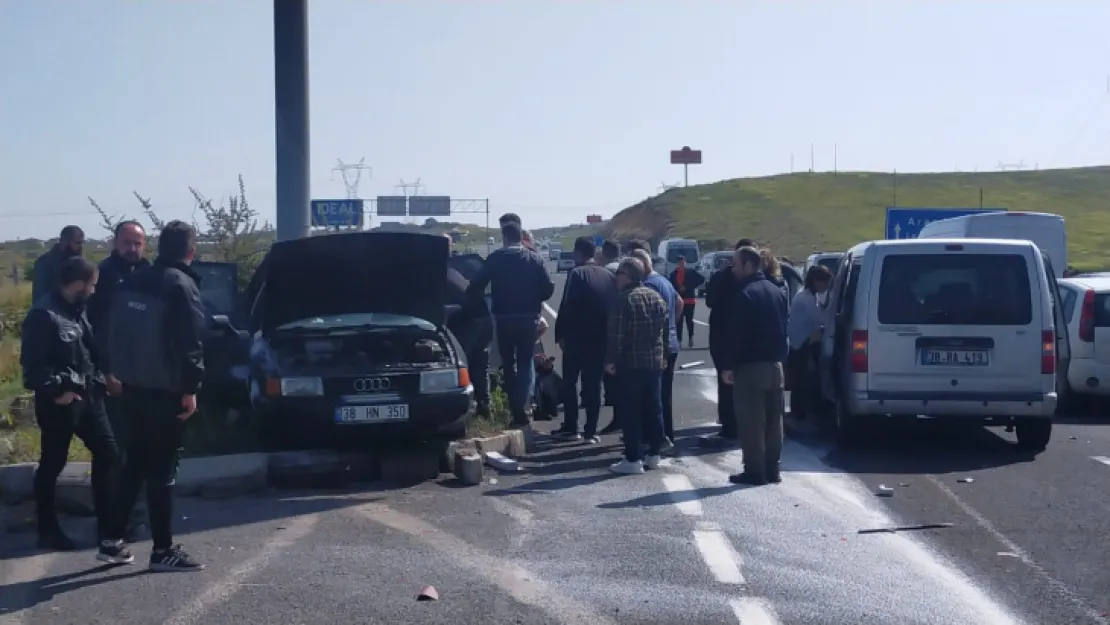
[609,454,663,474]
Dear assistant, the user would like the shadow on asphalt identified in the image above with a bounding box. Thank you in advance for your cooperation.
[815,421,1039,476]
[596,483,752,511]
[0,564,153,617]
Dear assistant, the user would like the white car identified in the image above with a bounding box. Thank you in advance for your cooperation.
[556,251,575,273]
[1055,275,1110,402]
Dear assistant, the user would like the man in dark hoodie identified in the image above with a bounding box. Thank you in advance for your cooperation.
[701,238,756,448]
[467,221,554,425]
[717,246,789,486]
[107,221,206,572]
[32,225,85,304]
[443,235,493,416]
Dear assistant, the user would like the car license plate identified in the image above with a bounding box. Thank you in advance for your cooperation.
[920,349,988,367]
[334,404,409,423]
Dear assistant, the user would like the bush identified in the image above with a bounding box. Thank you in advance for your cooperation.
[0,282,32,340]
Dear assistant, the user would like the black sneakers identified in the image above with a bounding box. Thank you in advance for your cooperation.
[97,540,135,565]
[150,544,204,572]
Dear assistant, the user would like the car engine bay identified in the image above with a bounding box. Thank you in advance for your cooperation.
[268,329,454,371]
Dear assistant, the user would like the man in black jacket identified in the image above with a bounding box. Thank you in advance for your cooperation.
[87,221,150,534]
[553,237,617,443]
[21,256,133,563]
[717,246,789,486]
[107,221,206,572]
[701,238,756,448]
[467,221,554,424]
[31,225,85,304]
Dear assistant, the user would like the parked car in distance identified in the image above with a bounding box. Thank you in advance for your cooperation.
[820,238,1067,451]
[237,231,475,447]
[696,251,733,296]
[556,251,575,272]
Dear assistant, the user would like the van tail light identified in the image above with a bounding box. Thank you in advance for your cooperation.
[849,330,869,373]
[1079,290,1096,342]
[1041,330,1056,375]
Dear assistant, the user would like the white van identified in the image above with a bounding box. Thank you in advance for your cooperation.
[657,238,700,276]
[917,212,1067,278]
[820,238,1069,451]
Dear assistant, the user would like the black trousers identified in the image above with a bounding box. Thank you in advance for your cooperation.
[787,342,821,420]
[710,346,737,439]
[34,390,119,540]
[114,386,187,550]
[676,303,696,342]
[661,352,678,440]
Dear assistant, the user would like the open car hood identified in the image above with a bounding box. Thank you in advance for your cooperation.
[259,231,448,331]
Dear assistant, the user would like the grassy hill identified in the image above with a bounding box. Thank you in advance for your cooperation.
[601,166,1110,270]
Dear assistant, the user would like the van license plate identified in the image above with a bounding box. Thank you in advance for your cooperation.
[335,404,409,423]
[920,349,988,367]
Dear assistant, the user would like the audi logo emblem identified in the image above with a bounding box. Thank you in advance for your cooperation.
[353,377,392,392]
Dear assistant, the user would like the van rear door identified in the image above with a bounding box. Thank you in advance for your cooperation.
[866,243,1042,396]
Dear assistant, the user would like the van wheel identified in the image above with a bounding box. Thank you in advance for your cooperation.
[1014,419,1052,452]
[834,399,864,447]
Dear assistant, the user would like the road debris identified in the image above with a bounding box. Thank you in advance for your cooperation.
[875,485,894,497]
[957,477,975,484]
[484,451,522,472]
[417,585,439,601]
[679,361,705,369]
[858,522,954,535]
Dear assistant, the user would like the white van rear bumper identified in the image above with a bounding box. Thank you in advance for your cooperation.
[848,391,1056,418]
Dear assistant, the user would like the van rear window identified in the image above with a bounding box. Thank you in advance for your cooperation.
[877,254,1032,325]
[667,247,699,263]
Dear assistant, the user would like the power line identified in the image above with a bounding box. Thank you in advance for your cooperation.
[332,158,372,199]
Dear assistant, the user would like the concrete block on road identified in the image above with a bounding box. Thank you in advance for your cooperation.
[452,450,484,485]
[0,462,36,504]
[379,449,441,483]
[473,429,529,458]
[177,453,269,499]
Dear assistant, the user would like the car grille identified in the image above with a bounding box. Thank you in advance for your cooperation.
[323,373,420,397]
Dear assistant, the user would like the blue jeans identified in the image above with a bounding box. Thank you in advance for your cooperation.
[616,369,665,462]
[560,344,605,436]
[496,315,538,421]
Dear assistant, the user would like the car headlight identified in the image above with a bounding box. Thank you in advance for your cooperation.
[420,369,460,394]
[280,377,324,396]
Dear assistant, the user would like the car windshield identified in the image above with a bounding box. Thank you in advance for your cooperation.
[817,257,840,274]
[713,254,731,270]
[667,247,699,263]
[276,312,436,332]
[877,253,1032,325]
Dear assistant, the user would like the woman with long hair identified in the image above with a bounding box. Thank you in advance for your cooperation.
[787,265,833,429]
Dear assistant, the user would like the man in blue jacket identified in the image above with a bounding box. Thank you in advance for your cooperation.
[467,221,554,425]
[717,246,789,486]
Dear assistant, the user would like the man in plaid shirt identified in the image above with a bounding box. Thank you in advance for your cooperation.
[606,258,670,475]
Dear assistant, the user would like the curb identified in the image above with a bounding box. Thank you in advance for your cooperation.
[0,429,530,511]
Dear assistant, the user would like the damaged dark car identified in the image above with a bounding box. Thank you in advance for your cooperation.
[229,231,475,446]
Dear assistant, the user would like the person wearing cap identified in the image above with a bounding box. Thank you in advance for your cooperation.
[606,258,669,474]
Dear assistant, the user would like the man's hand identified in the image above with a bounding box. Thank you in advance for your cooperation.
[105,375,122,396]
[605,363,616,375]
[177,394,198,421]
[721,370,734,385]
[54,391,80,406]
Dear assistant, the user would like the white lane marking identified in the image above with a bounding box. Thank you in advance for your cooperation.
[693,528,745,584]
[928,476,1108,624]
[729,598,783,625]
[164,512,321,625]
[543,302,558,319]
[661,473,704,516]
[1091,455,1110,467]
[694,319,709,326]
[353,503,618,624]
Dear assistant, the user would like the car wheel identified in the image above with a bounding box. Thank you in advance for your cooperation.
[1014,418,1052,452]
[834,397,864,447]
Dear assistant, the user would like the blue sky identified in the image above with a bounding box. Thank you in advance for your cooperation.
[1,1,1108,240]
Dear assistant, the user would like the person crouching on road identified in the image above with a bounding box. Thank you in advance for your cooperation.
[20,256,132,563]
[631,249,681,449]
[606,258,670,475]
[106,221,206,572]
[718,246,789,486]
[702,238,757,448]
[787,265,833,433]
[669,255,704,348]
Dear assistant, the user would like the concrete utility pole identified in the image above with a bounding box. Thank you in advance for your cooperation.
[274,0,311,242]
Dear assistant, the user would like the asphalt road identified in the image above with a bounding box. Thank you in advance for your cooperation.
[2,267,1109,624]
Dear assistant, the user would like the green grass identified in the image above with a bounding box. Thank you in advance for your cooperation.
[466,386,512,438]
[602,166,1110,271]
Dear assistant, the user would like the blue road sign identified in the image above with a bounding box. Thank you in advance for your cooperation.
[884,207,1005,240]
[594,236,604,247]
[311,199,364,228]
